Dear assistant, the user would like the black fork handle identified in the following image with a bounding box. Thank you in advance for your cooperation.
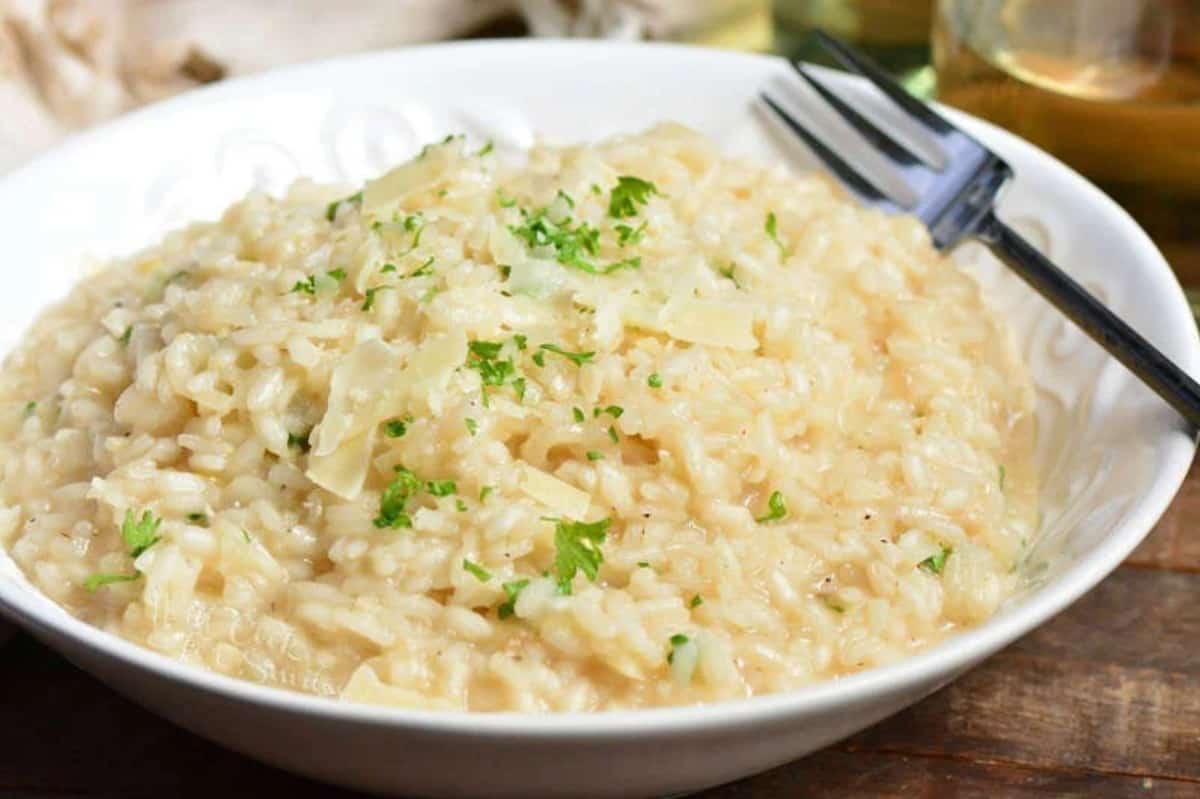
[977,212,1200,430]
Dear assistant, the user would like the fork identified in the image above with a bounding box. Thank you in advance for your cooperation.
[761,31,1200,430]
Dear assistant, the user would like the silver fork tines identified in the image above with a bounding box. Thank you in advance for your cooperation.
[761,30,1200,428]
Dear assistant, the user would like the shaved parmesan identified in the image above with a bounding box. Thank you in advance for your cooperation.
[307,428,375,499]
[311,338,402,457]
[519,465,591,519]
[362,145,456,216]
[395,329,466,413]
[662,298,758,351]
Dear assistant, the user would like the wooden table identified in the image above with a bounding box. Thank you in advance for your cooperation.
[1,457,1196,798]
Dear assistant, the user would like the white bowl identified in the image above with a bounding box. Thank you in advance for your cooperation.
[0,41,1194,799]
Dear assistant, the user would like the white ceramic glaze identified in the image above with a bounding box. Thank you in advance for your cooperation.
[0,41,1194,799]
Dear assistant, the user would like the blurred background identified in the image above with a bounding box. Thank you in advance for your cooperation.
[1,0,1196,295]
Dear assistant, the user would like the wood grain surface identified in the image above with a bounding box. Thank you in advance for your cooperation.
[1,458,1196,799]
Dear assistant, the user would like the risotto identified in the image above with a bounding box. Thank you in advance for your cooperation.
[0,125,1036,711]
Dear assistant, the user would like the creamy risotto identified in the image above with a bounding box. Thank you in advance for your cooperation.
[0,125,1036,711]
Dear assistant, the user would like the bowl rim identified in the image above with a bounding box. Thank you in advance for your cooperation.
[0,38,1195,738]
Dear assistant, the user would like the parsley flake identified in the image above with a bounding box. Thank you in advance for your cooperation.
[122,509,163,558]
[689,595,704,609]
[756,491,787,524]
[920,546,952,575]
[608,176,659,219]
[463,558,491,581]
[22,401,36,417]
[118,326,132,346]
[496,189,517,208]
[572,407,585,423]
[552,517,610,595]
[497,578,530,619]
[362,286,391,311]
[324,191,362,222]
[615,220,647,247]
[765,212,789,256]
[185,512,208,526]
[607,426,619,444]
[373,466,420,529]
[586,451,604,461]
[83,572,141,591]
[456,498,468,512]
[601,405,623,419]
[383,417,411,438]
[287,430,311,453]
[667,633,690,664]
[539,343,594,367]
[998,464,1007,492]
[647,373,663,389]
[719,263,742,289]
[479,486,494,502]
[465,418,478,436]
[407,256,435,279]
[426,479,457,497]
[476,140,494,157]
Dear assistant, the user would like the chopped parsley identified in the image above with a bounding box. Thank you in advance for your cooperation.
[122,509,163,558]
[380,263,398,274]
[600,405,623,419]
[383,416,411,438]
[513,334,528,350]
[590,183,602,196]
[242,528,252,544]
[83,572,141,591]
[718,263,742,289]
[647,373,663,389]
[497,578,530,619]
[465,418,478,436]
[586,451,604,461]
[466,340,523,404]
[462,558,492,582]
[185,512,208,526]
[406,256,435,279]
[476,140,494,157]
[324,190,362,222]
[455,498,468,512]
[607,426,619,444]
[572,407,585,423]
[556,189,575,209]
[615,221,648,247]
[824,598,846,614]
[373,466,420,529]
[539,343,594,367]
[22,401,36,417]
[291,275,318,295]
[509,207,640,276]
[920,546,952,575]
[756,491,787,524]
[552,517,610,595]
[361,286,391,311]
[689,595,704,608]
[532,351,546,367]
[512,377,527,403]
[637,561,651,568]
[118,326,132,346]
[998,464,1007,492]
[291,269,345,295]
[496,189,517,208]
[608,176,659,219]
[287,430,311,453]
[765,211,788,256]
[479,485,494,502]
[667,633,690,664]
[426,479,457,497]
